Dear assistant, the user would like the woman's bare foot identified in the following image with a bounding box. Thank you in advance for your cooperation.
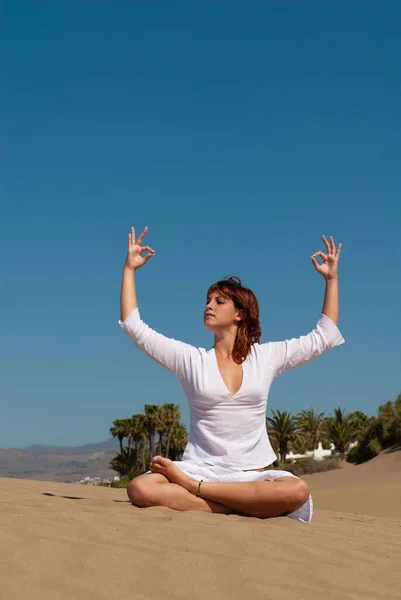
[149,456,198,494]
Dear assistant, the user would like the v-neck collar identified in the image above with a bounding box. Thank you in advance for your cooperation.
[211,348,246,398]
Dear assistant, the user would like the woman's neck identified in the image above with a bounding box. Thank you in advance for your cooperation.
[213,328,237,359]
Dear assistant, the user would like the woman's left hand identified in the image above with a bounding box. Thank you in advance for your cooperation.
[311,235,342,280]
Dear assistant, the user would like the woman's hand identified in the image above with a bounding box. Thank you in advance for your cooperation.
[311,235,342,280]
[125,226,155,271]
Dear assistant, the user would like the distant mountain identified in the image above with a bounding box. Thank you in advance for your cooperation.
[0,438,120,482]
[18,438,119,455]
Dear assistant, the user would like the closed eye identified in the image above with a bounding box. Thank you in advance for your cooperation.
[206,294,226,305]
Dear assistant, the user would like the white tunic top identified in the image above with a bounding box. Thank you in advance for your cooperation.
[119,309,344,471]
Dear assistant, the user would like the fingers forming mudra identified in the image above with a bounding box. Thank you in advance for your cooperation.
[125,226,156,271]
[311,235,342,280]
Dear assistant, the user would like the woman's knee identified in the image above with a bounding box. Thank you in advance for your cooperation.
[286,479,310,510]
[127,477,145,506]
[127,474,165,507]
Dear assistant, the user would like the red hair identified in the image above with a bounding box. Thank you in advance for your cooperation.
[207,276,261,364]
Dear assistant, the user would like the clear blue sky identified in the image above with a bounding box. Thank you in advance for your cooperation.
[2,1,400,448]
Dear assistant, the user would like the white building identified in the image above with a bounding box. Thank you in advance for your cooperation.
[285,442,335,462]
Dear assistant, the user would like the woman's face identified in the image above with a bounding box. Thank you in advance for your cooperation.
[204,291,241,332]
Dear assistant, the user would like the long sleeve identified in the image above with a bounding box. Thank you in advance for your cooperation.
[262,314,345,377]
[119,308,200,378]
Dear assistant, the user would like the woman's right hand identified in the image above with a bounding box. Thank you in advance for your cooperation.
[125,226,155,271]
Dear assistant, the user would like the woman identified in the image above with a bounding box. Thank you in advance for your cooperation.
[119,227,344,523]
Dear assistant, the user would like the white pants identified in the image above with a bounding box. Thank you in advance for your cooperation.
[172,460,313,524]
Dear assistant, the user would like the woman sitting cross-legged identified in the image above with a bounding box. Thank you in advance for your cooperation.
[119,227,344,523]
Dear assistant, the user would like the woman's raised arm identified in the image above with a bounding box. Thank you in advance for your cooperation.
[311,235,342,325]
[119,226,199,377]
[263,235,344,376]
[120,226,155,321]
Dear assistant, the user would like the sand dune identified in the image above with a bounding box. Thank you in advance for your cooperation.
[303,451,401,520]
[2,454,401,600]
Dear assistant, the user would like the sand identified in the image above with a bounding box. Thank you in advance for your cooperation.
[1,453,401,600]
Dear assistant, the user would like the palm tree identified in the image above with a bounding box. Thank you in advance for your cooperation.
[325,407,354,460]
[109,418,129,453]
[110,448,137,476]
[377,399,401,447]
[297,408,325,450]
[144,404,160,462]
[137,414,148,471]
[266,410,300,463]
[129,414,147,470]
[347,410,370,438]
[169,422,188,460]
[155,407,167,455]
[162,403,181,458]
